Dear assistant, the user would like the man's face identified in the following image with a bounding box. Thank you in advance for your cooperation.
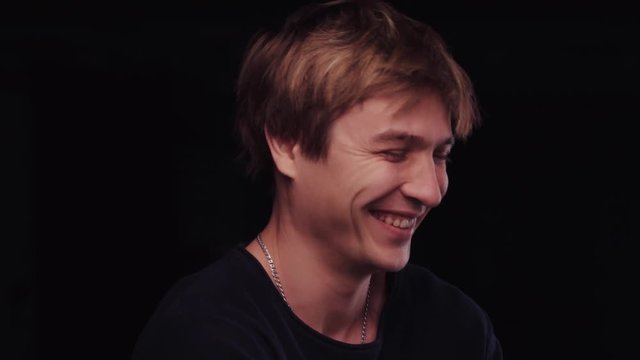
[290,91,453,273]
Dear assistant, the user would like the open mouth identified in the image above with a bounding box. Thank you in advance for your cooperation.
[370,210,417,230]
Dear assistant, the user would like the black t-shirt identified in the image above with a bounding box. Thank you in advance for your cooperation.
[133,244,502,359]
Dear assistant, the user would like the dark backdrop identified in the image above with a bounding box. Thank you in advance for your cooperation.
[3,1,637,359]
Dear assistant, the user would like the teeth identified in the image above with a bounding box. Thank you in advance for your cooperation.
[373,212,415,229]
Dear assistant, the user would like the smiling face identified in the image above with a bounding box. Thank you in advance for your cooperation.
[287,90,453,273]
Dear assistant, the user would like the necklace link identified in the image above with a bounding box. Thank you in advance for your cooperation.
[256,234,372,344]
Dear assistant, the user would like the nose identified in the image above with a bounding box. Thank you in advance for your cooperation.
[400,157,447,209]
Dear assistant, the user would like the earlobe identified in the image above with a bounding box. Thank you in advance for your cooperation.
[265,131,298,179]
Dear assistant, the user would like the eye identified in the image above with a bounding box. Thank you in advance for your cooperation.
[434,151,452,164]
[382,150,407,162]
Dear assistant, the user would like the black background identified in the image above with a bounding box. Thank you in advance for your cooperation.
[3,1,638,359]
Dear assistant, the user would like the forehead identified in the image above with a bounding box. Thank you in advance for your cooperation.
[330,90,452,145]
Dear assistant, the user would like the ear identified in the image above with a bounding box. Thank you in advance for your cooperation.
[265,130,299,179]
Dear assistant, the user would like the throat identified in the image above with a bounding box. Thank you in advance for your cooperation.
[248,232,384,344]
[292,274,374,344]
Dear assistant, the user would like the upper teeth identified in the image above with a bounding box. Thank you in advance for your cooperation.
[373,212,415,229]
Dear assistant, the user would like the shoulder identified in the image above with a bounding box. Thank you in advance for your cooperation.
[385,263,503,359]
[132,247,275,359]
[396,263,487,319]
[397,264,482,313]
[145,247,249,322]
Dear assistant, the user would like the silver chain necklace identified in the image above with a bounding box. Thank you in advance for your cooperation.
[256,233,373,344]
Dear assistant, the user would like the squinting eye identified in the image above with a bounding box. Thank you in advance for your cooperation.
[382,150,407,162]
[434,152,452,164]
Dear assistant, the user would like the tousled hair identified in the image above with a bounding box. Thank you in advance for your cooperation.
[235,0,478,179]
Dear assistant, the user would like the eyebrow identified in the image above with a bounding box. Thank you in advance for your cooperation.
[372,130,455,148]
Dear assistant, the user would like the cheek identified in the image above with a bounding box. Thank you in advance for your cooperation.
[338,162,396,205]
[338,154,387,181]
[439,169,449,196]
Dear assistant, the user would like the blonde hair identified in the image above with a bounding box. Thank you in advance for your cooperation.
[235,0,478,178]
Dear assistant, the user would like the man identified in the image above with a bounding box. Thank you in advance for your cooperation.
[133,1,503,359]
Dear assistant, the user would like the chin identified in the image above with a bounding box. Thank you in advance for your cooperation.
[382,257,410,272]
[371,245,411,273]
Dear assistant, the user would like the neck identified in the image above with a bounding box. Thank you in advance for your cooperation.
[246,207,386,344]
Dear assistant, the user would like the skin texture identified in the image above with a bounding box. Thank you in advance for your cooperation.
[247,90,453,344]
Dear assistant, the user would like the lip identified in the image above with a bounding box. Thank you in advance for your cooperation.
[369,205,427,222]
[370,208,423,219]
[369,210,416,241]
